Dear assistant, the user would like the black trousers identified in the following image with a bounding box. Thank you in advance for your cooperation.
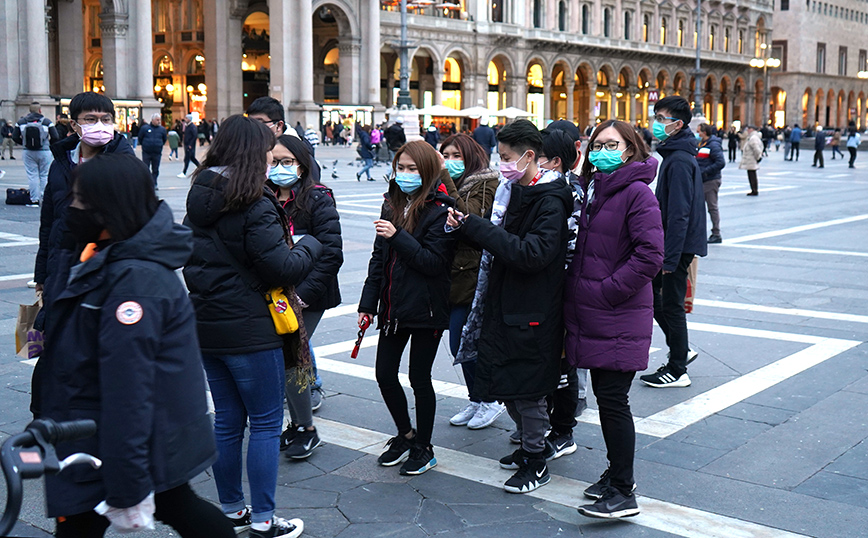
[590,369,636,496]
[183,146,200,174]
[813,149,824,168]
[142,151,162,185]
[375,328,441,446]
[849,147,858,167]
[55,483,235,538]
[746,169,758,194]
[728,145,737,162]
[546,360,579,436]
[653,253,694,377]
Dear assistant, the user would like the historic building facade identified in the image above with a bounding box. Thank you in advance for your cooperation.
[1,0,778,131]
[769,0,868,129]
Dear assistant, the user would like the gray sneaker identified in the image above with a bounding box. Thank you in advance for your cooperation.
[311,387,324,411]
[577,486,640,519]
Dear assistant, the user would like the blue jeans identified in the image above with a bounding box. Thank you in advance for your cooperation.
[449,304,492,404]
[359,157,374,179]
[202,348,284,524]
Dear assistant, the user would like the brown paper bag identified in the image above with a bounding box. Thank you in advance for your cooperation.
[684,257,698,313]
[16,301,44,359]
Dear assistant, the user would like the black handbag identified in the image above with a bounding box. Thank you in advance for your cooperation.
[5,188,30,205]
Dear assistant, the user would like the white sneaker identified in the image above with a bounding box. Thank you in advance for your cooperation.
[27,280,37,289]
[449,402,479,426]
[176,172,186,178]
[0,170,5,179]
[468,401,505,430]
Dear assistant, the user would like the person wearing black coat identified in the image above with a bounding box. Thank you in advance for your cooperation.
[138,113,168,187]
[31,92,134,416]
[40,154,235,537]
[356,126,376,181]
[727,126,739,162]
[182,116,319,538]
[359,141,456,477]
[181,117,200,175]
[446,120,573,495]
[813,129,826,169]
[641,97,707,389]
[472,120,497,155]
[696,124,726,243]
[384,119,406,160]
[424,124,441,148]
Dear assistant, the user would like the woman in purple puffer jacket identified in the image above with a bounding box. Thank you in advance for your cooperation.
[564,120,664,520]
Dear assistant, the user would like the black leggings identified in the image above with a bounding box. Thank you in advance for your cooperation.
[375,328,442,446]
[55,483,235,538]
[590,369,637,496]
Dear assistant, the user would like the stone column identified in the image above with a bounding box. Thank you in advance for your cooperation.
[227,11,245,117]
[289,0,320,129]
[542,76,552,122]
[746,91,757,126]
[362,0,382,111]
[269,0,296,106]
[510,75,526,111]
[806,91,816,127]
[133,0,162,119]
[205,0,231,120]
[22,0,51,104]
[337,37,362,105]
[630,91,640,124]
[57,0,84,97]
[587,81,597,127]
[504,78,517,108]
[99,7,130,99]
[433,69,444,105]
[566,80,575,123]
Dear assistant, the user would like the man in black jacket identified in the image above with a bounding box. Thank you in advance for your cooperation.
[384,118,406,162]
[696,123,726,243]
[31,91,134,415]
[472,118,497,155]
[180,115,200,176]
[138,113,167,187]
[640,96,707,389]
[812,129,826,169]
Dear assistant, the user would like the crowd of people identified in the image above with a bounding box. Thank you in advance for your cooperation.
[14,86,866,537]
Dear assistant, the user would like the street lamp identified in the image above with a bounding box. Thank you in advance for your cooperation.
[395,0,413,108]
[751,44,780,126]
[692,0,704,118]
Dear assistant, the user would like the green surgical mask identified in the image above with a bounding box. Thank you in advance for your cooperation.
[652,121,671,141]
[588,149,626,173]
[445,159,465,180]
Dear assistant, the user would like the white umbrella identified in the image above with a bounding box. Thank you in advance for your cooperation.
[459,106,492,118]
[418,104,465,117]
[494,106,534,119]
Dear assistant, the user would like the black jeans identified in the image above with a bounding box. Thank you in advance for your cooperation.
[746,169,758,194]
[653,253,694,377]
[728,145,737,162]
[142,151,162,185]
[813,149,824,167]
[55,483,235,538]
[590,369,636,496]
[546,360,579,436]
[849,147,858,167]
[375,328,441,446]
[183,146,200,174]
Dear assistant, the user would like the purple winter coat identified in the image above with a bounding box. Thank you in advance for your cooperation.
[564,158,664,372]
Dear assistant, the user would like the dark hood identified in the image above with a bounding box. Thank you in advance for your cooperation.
[186,169,230,227]
[656,126,698,158]
[49,131,134,168]
[594,156,658,198]
[69,202,192,283]
[21,112,45,123]
[512,174,573,215]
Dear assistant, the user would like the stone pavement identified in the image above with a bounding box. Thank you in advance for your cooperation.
[0,139,867,537]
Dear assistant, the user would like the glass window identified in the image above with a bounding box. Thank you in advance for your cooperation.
[817,43,826,74]
[624,11,632,40]
[492,0,504,22]
[558,1,567,31]
[603,8,611,37]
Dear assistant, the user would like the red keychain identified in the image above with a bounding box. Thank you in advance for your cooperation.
[351,315,372,359]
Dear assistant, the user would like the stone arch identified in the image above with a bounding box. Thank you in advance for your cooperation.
[638,68,653,89]
[801,87,812,128]
[312,0,360,37]
[550,59,572,120]
[656,69,670,93]
[672,71,687,96]
[485,52,515,82]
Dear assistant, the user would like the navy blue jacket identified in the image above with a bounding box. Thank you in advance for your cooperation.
[472,125,497,154]
[138,123,168,154]
[183,122,198,150]
[40,202,217,516]
[815,131,827,150]
[655,127,708,271]
[358,130,374,160]
[697,135,726,182]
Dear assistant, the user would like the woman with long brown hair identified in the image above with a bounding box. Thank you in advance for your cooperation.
[437,134,504,430]
[358,140,456,476]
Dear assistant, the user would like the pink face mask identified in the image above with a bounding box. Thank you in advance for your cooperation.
[79,122,115,147]
[499,150,530,181]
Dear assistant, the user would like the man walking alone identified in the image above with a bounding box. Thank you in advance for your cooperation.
[138,113,167,187]
[13,102,59,206]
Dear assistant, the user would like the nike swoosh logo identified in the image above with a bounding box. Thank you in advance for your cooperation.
[535,468,545,478]
[304,440,314,451]
[556,443,569,451]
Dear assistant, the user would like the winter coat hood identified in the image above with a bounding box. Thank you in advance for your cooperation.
[656,126,698,158]
[591,157,657,196]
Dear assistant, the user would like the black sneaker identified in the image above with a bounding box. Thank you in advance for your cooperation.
[377,431,414,466]
[500,443,555,470]
[583,468,637,499]
[248,516,304,538]
[546,431,577,460]
[639,364,691,388]
[285,426,321,459]
[279,423,299,452]
[708,234,722,244]
[399,443,437,475]
[503,453,550,494]
[226,505,251,534]
[577,486,640,519]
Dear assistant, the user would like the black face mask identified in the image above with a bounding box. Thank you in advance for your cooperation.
[65,207,105,244]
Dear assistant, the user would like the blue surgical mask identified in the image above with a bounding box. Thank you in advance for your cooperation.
[653,120,676,141]
[445,159,465,179]
[269,164,299,187]
[394,172,423,194]
[694,132,702,140]
[588,149,626,173]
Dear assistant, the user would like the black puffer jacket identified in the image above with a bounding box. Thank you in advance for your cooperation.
[655,127,708,271]
[278,184,343,311]
[459,177,573,401]
[359,186,456,331]
[696,134,725,182]
[183,169,323,354]
[40,202,217,517]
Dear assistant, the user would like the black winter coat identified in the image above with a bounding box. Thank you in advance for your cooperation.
[359,187,456,331]
[697,135,726,182]
[655,128,708,271]
[459,178,574,401]
[40,202,217,517]
[278,184,343,311]
[183,169,323,354]
[34,133,134,324]
[384,124,406,151]
[183,122,198,149]
[472,125,497,153]
[138,123,167,154]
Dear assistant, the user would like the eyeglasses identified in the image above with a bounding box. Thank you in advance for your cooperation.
[590,140,628,151]
[75,115,114,126]
[271,158,298,167]
[653,115,679,123]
